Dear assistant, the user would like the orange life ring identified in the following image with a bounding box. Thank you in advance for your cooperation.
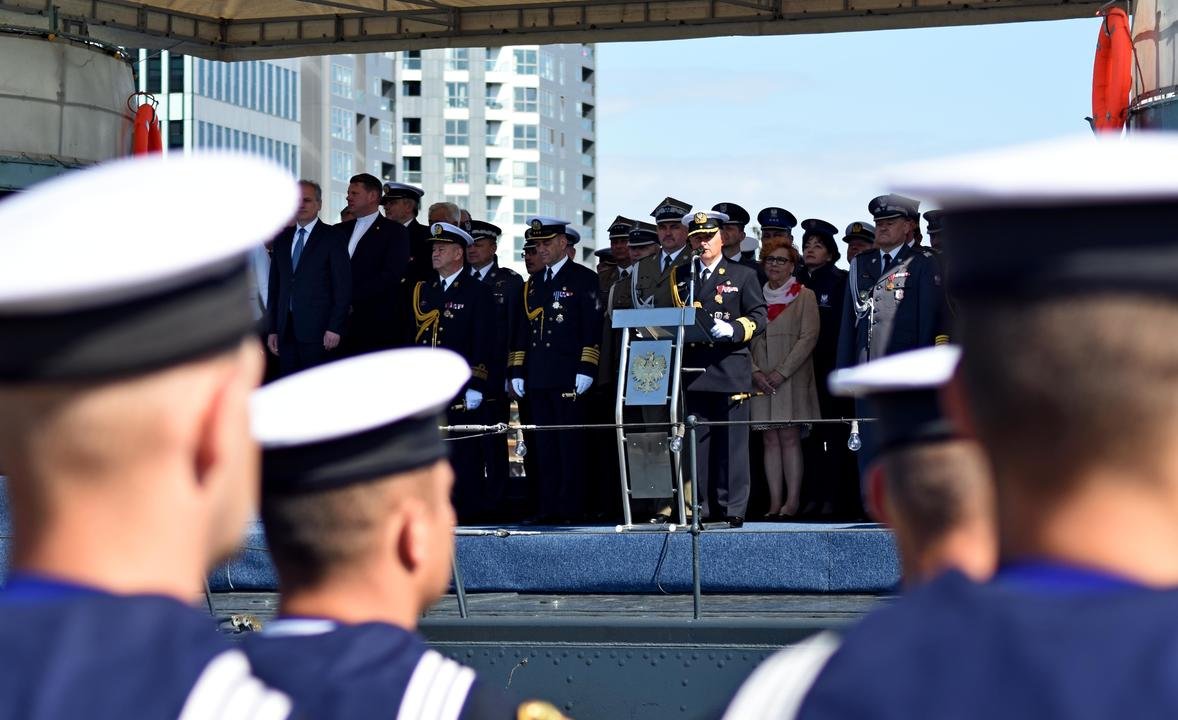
[1091,7,1133,133]
[131,103,154,155]
[147,118,163,153]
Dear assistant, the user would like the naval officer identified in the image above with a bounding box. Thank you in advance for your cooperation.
[672,211,767,526]
[0,154,295,719]
[509,217,602,523]
[245,348,566,719]
[381,181,433,283]
[406,222,496,523]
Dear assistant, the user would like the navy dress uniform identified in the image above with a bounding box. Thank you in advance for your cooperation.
[509,218,602,522]
[383,182,434,284]
[407,223,496,523]
[246,349,566,719]
[672,211,767,525]
[0,154,296,719]
[468,220,524,518]
[712,202,764,279]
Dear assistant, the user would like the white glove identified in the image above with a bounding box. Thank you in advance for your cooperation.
[575,373,593,395]
[464,388,483,410]
[511,378,526,397]
[710,318,734,340]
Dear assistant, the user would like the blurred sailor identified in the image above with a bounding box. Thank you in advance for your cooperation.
[713,202,763,279]
[245,349,566,719]
[509,217,602,524]
[406,223,495,523]
[380,181,432,283]
[0,154,295,719]
[672,211,767,526]
[840,221,875,262]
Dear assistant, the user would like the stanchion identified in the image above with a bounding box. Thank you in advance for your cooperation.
[687,414,702,620]
[452,553,468,619]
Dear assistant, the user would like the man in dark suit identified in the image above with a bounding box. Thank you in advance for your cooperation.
[467,220,523,520]
[672,211,767,527]
[339,173,410,355]
[509,217,602,524]
[406,222,496,523]
[836,194,951,476]
[381,182,432,284]
[266,180,351,376]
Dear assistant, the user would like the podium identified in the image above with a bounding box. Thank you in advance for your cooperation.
[611,306,710,530]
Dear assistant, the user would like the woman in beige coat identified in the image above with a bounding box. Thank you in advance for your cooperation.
[750,240,820,518]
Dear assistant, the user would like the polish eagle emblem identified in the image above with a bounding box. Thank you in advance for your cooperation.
[631,351,668,393]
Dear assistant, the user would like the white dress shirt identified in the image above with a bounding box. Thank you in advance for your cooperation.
[471,263,493,281]
[440,267,463,292]
[544,255,569,280]
[347,211,379,258]
[660,246,685,271]
[291,218,318,259]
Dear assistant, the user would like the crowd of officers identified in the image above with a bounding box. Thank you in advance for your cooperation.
[252,171,953,526]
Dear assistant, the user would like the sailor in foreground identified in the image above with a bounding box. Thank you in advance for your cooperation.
[736,134,1178,719]
[722,343,993,719]
[0,154,295,719]
[245,348,566,719]
[673,211,767,526]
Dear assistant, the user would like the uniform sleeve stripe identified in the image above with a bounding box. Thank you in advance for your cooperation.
[178,649,293,720]
[397,649,476,720]
[720,632,841,720]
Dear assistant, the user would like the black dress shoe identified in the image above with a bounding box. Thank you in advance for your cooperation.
[725,515,744,528]
[648,514,670,524]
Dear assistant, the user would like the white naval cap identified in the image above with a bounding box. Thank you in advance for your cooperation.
[429,222,474,248]
[0,153,297,381]
[251,348,470,493]
[828,345,961,398]
[740,235,759,253]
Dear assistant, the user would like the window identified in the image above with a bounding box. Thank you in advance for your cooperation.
[446,48,469,71]
[330,107,355,141]
[513,87,537,113]
[485,48,500,71]
[402,80,421,97]
[512,161,538,188]
[513,49,537,75]
[444,119,468,146]
[249,62,258,109]
[402,117,421,145]
[266,64,275,114]
[485,120,502,147]
[402,157,422,183]
[485,83,503,110]
[513,124,538,150]
[402,50,422,70]
[445,157,469,184]
[378,121,393,151]
[513,198,538,225]
[486,195,502,221]
[540,51,556,81]
[542,127,556,154]
[540,90,557,118]
[540,165,556,192]
[331,149,353,182]
[331,64,353,99]
[446,82,469,109]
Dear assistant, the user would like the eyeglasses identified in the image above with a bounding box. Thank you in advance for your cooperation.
[763,256,793,266]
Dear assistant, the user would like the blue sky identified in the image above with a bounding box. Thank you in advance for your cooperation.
[592,17,1101,256]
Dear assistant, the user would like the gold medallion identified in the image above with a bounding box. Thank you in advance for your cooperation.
[715,294,723,304]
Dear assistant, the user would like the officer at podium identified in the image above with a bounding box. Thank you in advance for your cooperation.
[406,222,495,523]
[509,217,602,523]
[672,211,767,526]
[0,155,294,718]
[246,348,566,719]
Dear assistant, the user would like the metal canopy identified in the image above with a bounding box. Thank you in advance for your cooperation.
[0,0,1101,59]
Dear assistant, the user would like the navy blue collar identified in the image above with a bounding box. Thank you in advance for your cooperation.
[2,572,111,600]
[994,560,1146,593]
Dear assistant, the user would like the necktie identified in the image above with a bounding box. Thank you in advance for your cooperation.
[700,267,711,285]
[663,254,672,272]
[292,228,306,271]
[544,268,553,283]
[883,252,895,272]
[472,268,480,280]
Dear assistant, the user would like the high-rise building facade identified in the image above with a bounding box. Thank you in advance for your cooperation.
[132,50,300,176]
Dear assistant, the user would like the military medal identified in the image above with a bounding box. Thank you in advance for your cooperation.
[895,290,905,301]
[555,313,564,323]
[443,309,453,318]
[552,301,562,310]
[715,294,723,303]
[718,268,726,275]
[885,275,895,291]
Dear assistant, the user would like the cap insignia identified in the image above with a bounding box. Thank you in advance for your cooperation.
[694,212,708,225]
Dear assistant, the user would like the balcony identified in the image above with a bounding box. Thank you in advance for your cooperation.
[486,134,504,148]
[486,98,504,110]
[580,153,593,168]
[447,97,470,109]
[402,170,423,183]
[402,56,422,70]
[486,173,508,185]
[445,173,470,184]
[402,133,422,146]
[580,117,594,134]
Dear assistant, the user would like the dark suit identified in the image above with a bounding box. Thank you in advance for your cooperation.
[340,214,410,355]
[671,257,767,520]
[836,243,950,476]
[408,270,496,522]
[473,259,524,517]
[267,220,351,376]
[405,219,434,284]
[509,260,602,521]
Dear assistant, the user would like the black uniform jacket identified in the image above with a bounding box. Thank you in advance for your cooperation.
[405,219,434,284]
[509,260,602,391]
[267,220,351,343]
[477,259,523,394]
[340,215,410,352]
[407,271,495,394]
[670,257,767,393]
